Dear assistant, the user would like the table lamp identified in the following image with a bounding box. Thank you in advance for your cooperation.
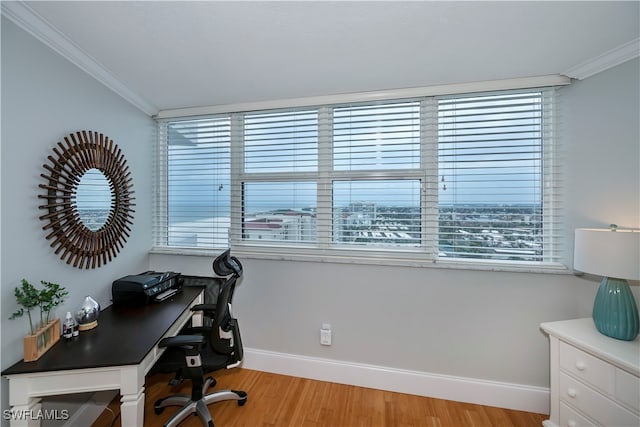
[574,225,640,341]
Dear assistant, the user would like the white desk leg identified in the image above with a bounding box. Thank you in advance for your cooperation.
[120,389,144,427]
[120,367,145,427]
[7,398,42,427]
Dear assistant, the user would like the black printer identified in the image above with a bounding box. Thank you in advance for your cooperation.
[112,271,182,305]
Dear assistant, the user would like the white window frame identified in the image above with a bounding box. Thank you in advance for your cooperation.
[153,76,569,273]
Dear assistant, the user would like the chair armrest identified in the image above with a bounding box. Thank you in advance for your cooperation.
[227,318,243,368]
[181,326,212,335]
[159,334,204,349]
[191,303,216,315]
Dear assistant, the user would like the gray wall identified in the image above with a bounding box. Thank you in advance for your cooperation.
[1,16,154,412]
[150,58,640,389]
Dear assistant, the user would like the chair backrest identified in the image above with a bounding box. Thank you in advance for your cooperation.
[213,248,243,278]
[209,250,243,359]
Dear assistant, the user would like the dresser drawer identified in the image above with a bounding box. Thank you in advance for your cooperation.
[616,368,640,412]
[560,341,614,393]
[560,372,639,427]
[559,402,597,427]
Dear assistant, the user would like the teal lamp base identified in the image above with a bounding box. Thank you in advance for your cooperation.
[593,277,639,341]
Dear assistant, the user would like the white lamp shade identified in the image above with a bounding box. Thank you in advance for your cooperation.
[574,228,640,280]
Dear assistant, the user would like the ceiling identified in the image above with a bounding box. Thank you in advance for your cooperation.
[10,1,640,116]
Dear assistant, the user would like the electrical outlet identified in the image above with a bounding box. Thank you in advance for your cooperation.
[320,324,332,346]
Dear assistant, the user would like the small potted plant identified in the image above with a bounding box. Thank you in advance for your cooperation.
[39,281,69,326]
[9,279,68,361]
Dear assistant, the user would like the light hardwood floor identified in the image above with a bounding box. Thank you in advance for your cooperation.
[92,368,547,427]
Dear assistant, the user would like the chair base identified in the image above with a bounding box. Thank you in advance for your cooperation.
[154,376,247,427]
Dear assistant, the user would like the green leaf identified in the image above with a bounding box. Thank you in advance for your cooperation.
[40,281,68,322]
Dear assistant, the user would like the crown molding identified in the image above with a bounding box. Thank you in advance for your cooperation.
[564,38,640,80]
[1,1,158,116]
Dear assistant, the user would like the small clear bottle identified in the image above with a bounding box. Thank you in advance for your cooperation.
[63,311,74,341]
[72,316,79,338]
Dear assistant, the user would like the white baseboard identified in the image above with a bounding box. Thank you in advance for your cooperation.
[242,348,550,415]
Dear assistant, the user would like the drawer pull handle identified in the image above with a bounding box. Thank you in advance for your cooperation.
[575,361,586,371]
[568,420,577,427]
[567,388,577,398]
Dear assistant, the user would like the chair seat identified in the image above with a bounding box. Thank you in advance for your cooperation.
[155,343,236,375]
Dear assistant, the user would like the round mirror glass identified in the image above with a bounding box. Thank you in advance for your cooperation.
[74,168,114,231]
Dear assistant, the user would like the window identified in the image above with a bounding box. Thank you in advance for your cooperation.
[240,110,319,245]
[155,117,231,248]
[437,92,556,262]
[333,180,421,247]
[242,181,317,243]
[155,87,560,268]
[331,101,423,248]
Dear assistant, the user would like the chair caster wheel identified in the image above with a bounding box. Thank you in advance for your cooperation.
[232,389,248,406]
[154,399,165,414]
[206,376,217,387]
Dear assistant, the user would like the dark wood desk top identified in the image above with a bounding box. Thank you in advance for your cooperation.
[2,287,202,376]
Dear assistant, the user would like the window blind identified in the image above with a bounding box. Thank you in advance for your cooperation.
[244,110,318,173]
[156,117,231,248]
[333,102,421,171]
[437,90,560,262]
[330,102,424,248]
[239,110,319,245]
[154,87,562,269]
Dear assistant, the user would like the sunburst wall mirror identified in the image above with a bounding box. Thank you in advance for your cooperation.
[38,130,135,269]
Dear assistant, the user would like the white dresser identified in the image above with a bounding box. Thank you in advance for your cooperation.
[541,318,640,427]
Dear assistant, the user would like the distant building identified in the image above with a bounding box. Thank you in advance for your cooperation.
[243,210,316,241]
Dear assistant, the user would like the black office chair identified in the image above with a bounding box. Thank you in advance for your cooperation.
[152,249,247,427]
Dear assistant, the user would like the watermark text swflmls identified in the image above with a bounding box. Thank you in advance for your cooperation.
[2,409,70,421]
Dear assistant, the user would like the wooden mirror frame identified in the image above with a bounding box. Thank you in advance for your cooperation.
[38,131,135,269]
